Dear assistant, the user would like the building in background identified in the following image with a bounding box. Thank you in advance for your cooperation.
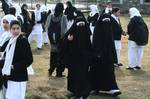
[2,0,150,14]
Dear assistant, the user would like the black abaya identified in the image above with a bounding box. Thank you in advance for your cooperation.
[90,13,119,91]
[59,12,92,98]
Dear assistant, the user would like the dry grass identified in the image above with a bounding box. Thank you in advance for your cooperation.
[26,16,150,99]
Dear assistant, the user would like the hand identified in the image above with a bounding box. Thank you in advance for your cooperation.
[68,34,74,41]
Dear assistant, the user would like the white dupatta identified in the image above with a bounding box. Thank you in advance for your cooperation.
[2,35,20,76]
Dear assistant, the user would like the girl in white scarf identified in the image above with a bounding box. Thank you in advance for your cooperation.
[3,20,33,99]
[0,14,17,99]
[28,4,43,49]
[129,7,141,19]
[0,15,17,46]
[127,7,147,70]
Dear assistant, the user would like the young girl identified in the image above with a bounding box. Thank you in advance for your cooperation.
[111,7,125,67]
[21,4,32,38]
[127,7,149,70]
[0,15,17,47]
[29,4,44,50]
[0,14,17,99]
[40,5,49,44]
[1,20,33,99]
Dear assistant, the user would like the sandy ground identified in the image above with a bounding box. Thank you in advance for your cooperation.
[24,16,150,99]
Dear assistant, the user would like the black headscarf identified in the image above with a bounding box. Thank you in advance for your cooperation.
[92,13,117,63]
[64,1,77,21]
[54,3,64,17]
[59,10,92,65]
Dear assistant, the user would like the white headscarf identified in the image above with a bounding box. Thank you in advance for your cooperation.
[1,14,17,27]
[129,7,141,18]
[14,4,22,17]
[40,5,47,12]
[89,5,99,17]
[105,7,112,14]
[0,15,17,46]
[14,4,24,23]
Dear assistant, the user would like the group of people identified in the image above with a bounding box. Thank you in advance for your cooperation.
[0,1,149,99]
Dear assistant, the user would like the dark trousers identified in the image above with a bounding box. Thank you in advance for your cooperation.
[49,52,65,76]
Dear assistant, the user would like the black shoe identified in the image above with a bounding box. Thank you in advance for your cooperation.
[126,67,134,70]
[135,66,141,70]
[118,63,123,66]
[56,74,65,77]
[44,43,48,45]
[37,48,42,50]
[112,91,122,97]
[91,90,100,95]
[48,69,53,76]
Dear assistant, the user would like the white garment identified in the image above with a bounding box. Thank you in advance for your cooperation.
[6,80,27,99]
[114,40,122,64]
[28,33,43,48]
[0,26,5,38]
[43,32,49,44]
[90,23,95,43]
[0,31,11,46]
[111,14,119,24]
[27,65,34,75]
[40,5,47,12]
[89,5,99,17]
[67,20,74,30]
[31,24,43,35]
[34,10,42,22]
[14,4,24,23]
[0,86,6,99]
[128,40,144,68]
[129,7,141,19]
[105,7,112,14]
[29,11,43,48]
[0,90,4,99]
[2,35,19,76]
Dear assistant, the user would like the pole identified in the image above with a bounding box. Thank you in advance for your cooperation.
[45,0,47,6]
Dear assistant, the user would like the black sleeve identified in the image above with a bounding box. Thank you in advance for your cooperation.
[31,12,35,27]
[127,18,135,35]
[13,38,33,70]
[0,40,9,52]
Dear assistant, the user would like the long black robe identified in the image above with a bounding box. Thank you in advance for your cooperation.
[59,15,92,98]
[90,13,119,91]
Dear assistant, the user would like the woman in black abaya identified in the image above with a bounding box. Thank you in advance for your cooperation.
[90,13,121,97]
[59,11,92,99]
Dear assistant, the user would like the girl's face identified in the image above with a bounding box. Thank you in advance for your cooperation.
[36,4,41,10]
[10,24,21,36]
[3,19,9,31]
[116,10,121,17]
